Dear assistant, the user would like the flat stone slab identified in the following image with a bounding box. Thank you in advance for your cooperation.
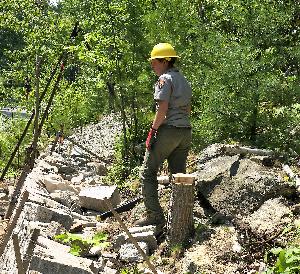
[23,202,73,230]
[29,237,99,274]
[114,228,157,251]
[79,185,120,212]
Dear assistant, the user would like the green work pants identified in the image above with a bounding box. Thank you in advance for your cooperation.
[140,125,192,216]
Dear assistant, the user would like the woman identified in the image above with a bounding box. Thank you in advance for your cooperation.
[135,43,192,229]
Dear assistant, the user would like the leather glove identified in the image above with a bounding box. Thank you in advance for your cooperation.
[146,127,158,151]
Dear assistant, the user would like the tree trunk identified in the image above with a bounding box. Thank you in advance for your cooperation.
[167,173,195,247]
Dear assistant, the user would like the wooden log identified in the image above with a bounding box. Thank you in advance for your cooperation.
[5,166,31,219]
[12,233,25,274]
[167,173,195,247]
[22,228,40,272]
[0,190,29,257]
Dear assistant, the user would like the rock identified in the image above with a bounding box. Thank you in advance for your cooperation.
[87,162,108,176]
[35,159,59,174]
[114,230,157,251]
[243,197,291,237]
[196,154,291,216]
[50,190,81,211]
[42,154,67,168]
[79,185,121,212]
[58,165,77,176]
[157,175,169,185]
[128,225,157,234]
[249,155,274,166]
[101,266,118,274]
[119,242,149,262]
[43,174,78,193]
[69,114,122,160]
[70,221,84,233]
[143,268,165,274]
[198,155,241,182]
[71,173,84,184]
[182,225,239,273]
[28,191,71,212]
[23,202,73,230]
[232,241,242,253]
[0,200,8,216]
[29,236,99,274]
[89,246,102,256]
[0,192,8,200]
[29,221,66,238]
[294,218,300,228]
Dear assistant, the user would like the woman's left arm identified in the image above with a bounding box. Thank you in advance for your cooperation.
[151,100,168,130]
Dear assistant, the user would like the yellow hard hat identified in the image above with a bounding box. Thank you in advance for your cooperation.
[149,43,179,60]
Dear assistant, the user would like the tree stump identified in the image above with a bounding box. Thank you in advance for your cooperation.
[167,173,195,247]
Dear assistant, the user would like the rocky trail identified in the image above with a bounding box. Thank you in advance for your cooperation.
[0,115,300,274]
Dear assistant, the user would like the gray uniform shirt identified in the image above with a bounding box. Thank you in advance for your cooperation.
[154,67,192,128]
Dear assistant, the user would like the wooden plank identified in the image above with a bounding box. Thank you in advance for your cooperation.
[12,234,25,274]
[22,228,40,272]
[5,166,31,219]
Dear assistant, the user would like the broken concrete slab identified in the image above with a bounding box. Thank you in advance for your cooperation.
[29,221,66,239]
[29,237,99,274]
[79,185,120,212]
[23,202,73,230]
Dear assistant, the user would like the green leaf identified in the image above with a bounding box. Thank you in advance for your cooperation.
[270,247,283,255]
[91,232,108,244]
[286,255,300,264]
[69,244,82,256]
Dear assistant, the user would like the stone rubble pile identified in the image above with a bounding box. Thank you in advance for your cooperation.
[68,113,123,160]
[0,115,156,274]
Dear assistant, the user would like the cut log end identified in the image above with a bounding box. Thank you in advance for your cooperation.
[167,173,195,247]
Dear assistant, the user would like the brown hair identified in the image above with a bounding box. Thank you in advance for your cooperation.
[156,57,176,67]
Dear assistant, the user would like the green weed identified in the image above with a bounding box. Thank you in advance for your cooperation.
[53,232,110,256]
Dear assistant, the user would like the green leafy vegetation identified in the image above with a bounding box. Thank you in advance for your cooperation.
[263,223,300,273]
[53,232,110,256]
[264,246,300,274]
[120,266,142,274]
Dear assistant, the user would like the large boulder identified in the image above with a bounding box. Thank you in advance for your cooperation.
[196,144,294,217]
